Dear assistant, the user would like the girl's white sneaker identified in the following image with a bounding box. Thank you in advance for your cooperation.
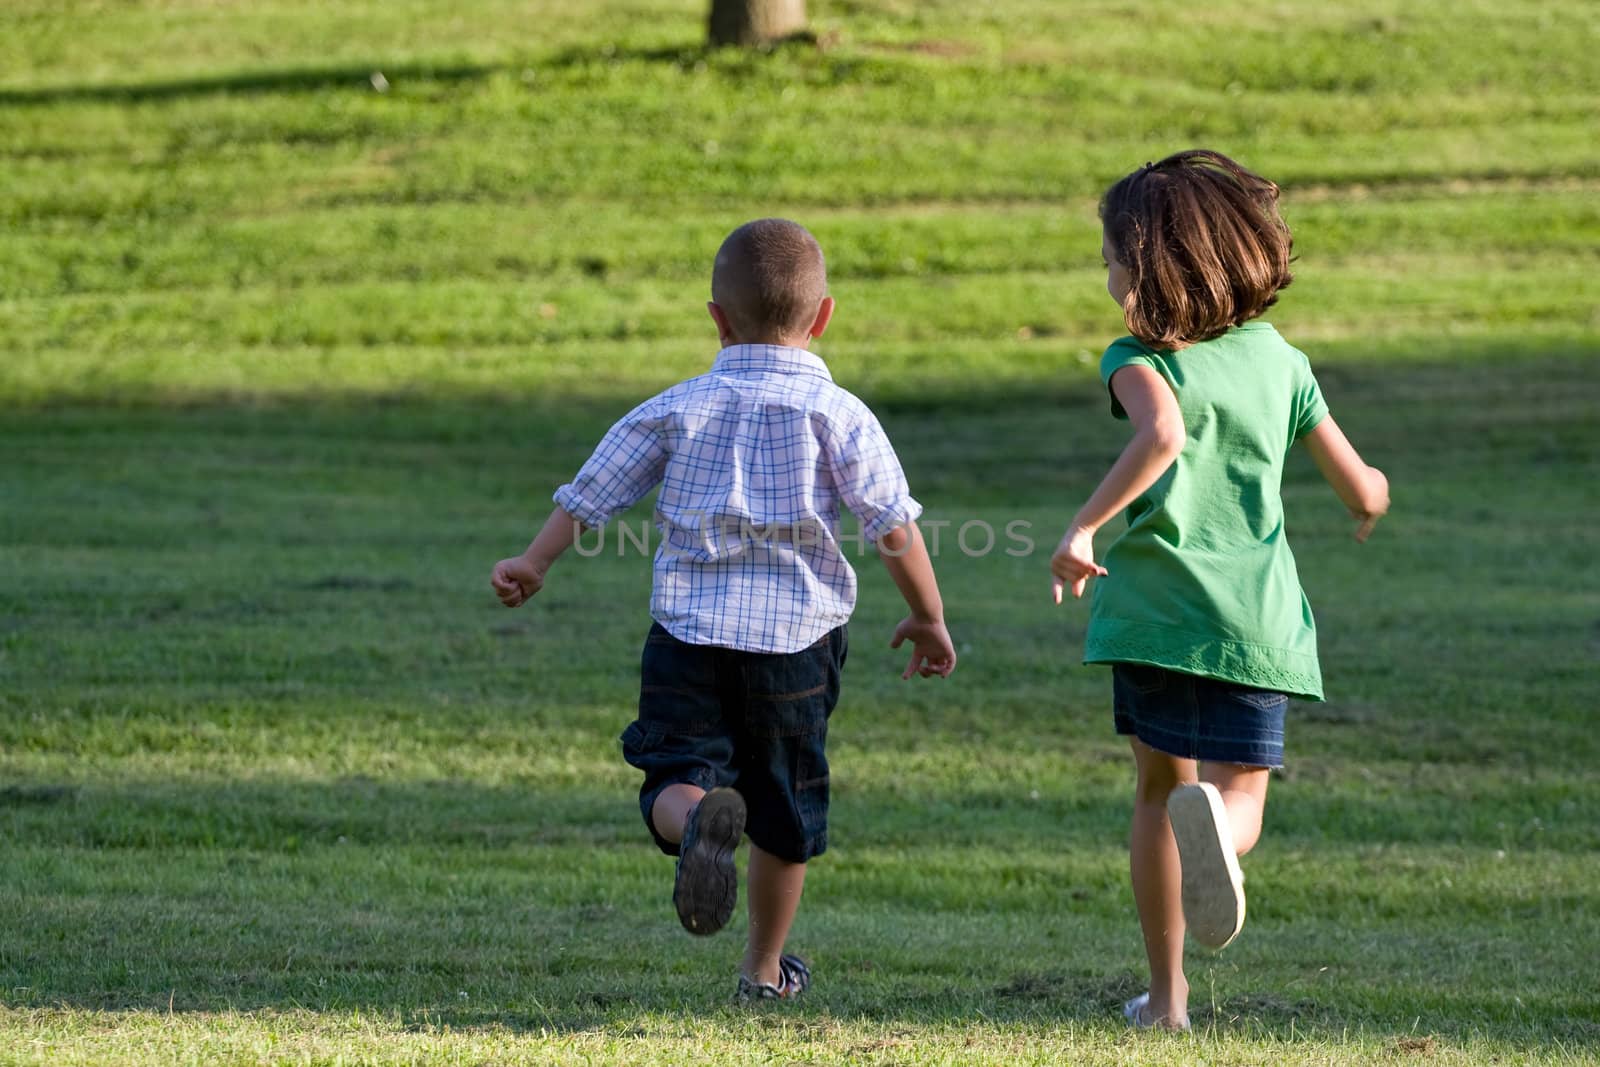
[1167,782,1246,949]
[1123,992,1190,1031]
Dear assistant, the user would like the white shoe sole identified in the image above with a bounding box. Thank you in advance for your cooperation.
[1167,782,1245,949]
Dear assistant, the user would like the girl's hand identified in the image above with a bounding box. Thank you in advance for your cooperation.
[1349,466,1389,543]
[1050,525,1108,603]
[1301,419,1389,544]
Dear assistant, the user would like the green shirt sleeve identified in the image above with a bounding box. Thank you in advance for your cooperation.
[1291,352,1329,438]
[1100,336,1164,420]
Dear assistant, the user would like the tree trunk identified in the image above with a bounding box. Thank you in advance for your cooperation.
[708,0,807,47]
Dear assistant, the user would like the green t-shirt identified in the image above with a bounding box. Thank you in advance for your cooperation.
[1085,322,1329,700]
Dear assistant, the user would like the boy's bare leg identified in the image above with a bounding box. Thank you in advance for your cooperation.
[741,844,807,988]
[1129,739,1195,1026]
[1199,763,1270,855]
[650,783,706,844]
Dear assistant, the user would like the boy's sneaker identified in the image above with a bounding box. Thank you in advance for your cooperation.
[736,954,811,1001]
[673,787,746,936]
[1167,782,1246,949]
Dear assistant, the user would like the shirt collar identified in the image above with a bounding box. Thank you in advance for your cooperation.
[711,344,833,382]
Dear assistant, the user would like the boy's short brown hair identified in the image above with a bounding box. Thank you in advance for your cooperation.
[1101,150,1294,351]
[712,218,828,342]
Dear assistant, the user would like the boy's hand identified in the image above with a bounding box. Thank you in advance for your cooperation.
[1050,525,1108,603]
[493,507,583,607]
[490,554,547,608]
[889,616,956,680]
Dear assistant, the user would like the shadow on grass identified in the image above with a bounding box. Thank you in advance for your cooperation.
[3,349,1598,1047]
[0,62,498,106]
[4,332,1595,416]
[0,35,836,108]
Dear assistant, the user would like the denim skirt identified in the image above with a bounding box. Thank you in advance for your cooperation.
[1111,663,1287,769]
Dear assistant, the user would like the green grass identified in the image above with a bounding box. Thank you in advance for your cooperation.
[3,0,1599,1063]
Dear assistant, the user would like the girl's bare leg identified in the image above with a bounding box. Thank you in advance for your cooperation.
[1129,738,1195,1026]
[1199,762,1271,855]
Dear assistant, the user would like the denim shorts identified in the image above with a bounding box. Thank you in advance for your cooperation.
[621,622,848,864]
[1112,663,1287,769]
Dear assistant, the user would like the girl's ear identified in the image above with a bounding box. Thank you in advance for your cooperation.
[807,296,836,339]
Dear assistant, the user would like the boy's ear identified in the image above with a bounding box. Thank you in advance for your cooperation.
[707,301,736,345]
[807,296,835,340]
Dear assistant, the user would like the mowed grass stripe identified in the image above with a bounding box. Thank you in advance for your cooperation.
[6,190,1600,303]
[0,276,1587,365]
[3,0,1597,89]
[7,118,1599,221]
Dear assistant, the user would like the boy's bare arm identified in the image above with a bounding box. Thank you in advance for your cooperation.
[877,520,956,679]
[1052,365,1185,602]
[491,506,583,607]
[1301,417,1389,542]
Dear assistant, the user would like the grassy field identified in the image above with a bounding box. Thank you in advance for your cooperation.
[3,1,1599,1064]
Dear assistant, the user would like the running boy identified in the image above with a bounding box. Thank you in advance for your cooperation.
[491,218,956,1001]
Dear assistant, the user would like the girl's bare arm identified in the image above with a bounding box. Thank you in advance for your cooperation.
[1051,365,1185,601]
[1300,417,1389,542]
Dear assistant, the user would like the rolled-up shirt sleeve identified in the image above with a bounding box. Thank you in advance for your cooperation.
[553,398,667,528]
[829,408,922,543]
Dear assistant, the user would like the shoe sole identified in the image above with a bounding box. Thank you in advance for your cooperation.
[674,788,746,936]
[1168,782,1245,949]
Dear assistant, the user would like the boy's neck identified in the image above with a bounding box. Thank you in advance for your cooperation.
[722,336,813,351]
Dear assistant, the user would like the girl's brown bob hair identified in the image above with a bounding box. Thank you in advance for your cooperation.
[1101,150,1294,351]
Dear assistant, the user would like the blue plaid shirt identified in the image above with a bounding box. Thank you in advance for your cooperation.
[554,345,921,653]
